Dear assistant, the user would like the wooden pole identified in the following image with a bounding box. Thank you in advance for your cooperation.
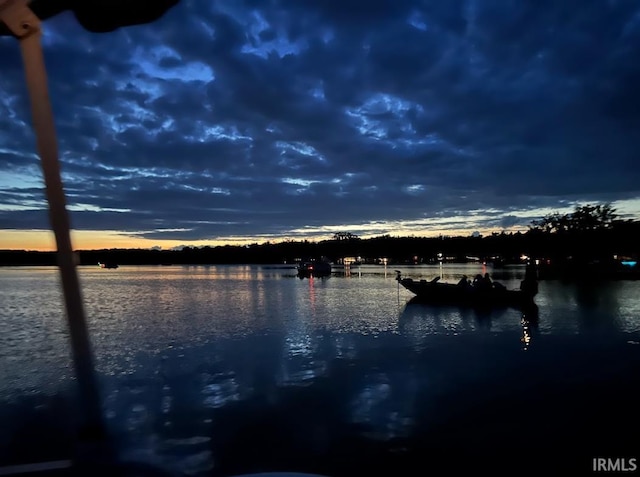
[0,0,109,453]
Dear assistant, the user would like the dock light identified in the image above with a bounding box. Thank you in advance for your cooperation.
[0,0,178,472]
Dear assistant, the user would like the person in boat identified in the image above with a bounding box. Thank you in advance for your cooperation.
[457,275,471,288]
[473,273,491,290]
[474,273,494,292]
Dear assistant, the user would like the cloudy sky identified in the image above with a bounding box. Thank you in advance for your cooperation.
[2,0,640,250]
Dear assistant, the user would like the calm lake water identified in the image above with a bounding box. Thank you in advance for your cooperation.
[1,264,639,476]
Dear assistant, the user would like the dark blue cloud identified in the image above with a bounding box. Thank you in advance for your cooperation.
[1,0,640,243]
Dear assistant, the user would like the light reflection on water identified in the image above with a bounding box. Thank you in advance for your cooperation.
[0,264,639,474]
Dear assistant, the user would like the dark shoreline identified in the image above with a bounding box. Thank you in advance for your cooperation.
[2,230,639,268]
[2,252,639,282]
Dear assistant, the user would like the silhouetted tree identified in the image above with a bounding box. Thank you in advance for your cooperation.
[332,232,360,241]
[530,203,617,234]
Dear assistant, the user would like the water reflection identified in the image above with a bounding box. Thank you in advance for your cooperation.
[399,300,520,334]
[1,266,639,475]
[521,307,539,351]
[539,280,637,333]
[201,373,241,409]
[349,371,415,440]
[280,331,328,388]
[399,300,543,354]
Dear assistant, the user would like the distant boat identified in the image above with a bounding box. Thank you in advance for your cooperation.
[297,260,331,277]
[98,262,118,269]
[396,266,538,310]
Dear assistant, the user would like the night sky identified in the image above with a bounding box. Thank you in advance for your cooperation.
[2,0,640,250]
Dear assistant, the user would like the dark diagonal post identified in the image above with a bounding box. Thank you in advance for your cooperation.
[1,1,178,472]
[0,0,109,453]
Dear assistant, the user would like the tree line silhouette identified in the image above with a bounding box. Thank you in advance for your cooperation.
[1,204,638,277]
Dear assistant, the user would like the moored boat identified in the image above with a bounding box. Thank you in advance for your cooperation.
[98,262,119,269]
[297,260,332,277]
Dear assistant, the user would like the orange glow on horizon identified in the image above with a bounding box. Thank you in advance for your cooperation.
[0,225,532,251]
[0,229,237,251]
